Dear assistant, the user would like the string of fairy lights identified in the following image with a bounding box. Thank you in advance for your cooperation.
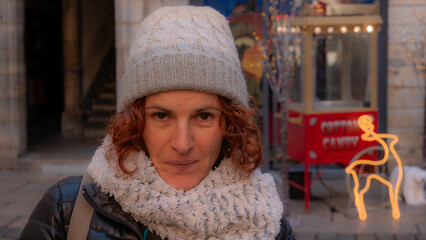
[257,1,295,215]
[258,0,295,104]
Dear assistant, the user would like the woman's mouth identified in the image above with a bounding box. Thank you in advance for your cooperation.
[166,161,197,171]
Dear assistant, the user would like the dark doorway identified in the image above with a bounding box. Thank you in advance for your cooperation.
[25,0,63,148]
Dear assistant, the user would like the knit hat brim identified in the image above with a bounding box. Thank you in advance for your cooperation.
[118,52,249,111]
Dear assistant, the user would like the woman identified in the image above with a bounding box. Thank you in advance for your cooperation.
[21,6,294,240]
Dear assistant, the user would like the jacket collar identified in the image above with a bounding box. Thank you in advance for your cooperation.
[82,182,146,238]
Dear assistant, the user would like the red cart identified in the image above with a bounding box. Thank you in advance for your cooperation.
[284,15,383,210]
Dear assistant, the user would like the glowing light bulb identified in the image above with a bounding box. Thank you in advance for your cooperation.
[327,26,334,33]
[340,26,348,33]
[366,25,374,33]
[314,26,321,34]
[354,26,361,33]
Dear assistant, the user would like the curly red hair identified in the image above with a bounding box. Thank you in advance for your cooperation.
[105,95,263,174]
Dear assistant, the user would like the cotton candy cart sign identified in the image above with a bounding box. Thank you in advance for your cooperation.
[287,110,378,166]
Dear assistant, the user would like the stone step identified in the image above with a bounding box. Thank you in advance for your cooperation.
[100,86,116,94]
[19,158,91,175]
[83,126,105,138]
[104,81,116,90]
[92,102,115,111]
[41,160,90,174]
[18,136,98,173]
[87,113,111,123]
[92,97,116,106]
[99,92,116,101]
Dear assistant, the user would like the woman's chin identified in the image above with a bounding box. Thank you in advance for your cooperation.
[165,176,201,191]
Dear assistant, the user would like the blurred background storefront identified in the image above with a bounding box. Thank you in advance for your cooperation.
[0,0,424,173]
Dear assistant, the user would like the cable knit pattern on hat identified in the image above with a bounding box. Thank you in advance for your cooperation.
[117,6,249,112]
[87,136,283,239]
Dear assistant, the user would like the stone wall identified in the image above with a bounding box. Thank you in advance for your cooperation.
[114,0,190,84]
[0,0,26,169]
[387,0,425,167]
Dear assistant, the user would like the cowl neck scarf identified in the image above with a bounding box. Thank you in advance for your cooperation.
[87,137,283,240]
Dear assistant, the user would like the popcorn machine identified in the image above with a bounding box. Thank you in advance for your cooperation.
[284,15,383,210]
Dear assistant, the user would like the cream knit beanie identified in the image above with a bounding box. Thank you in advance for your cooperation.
[117,6,249,112]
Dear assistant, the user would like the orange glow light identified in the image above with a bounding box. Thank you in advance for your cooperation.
[345,115,403,221]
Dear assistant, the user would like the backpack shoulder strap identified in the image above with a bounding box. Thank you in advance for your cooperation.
[67,172,95,240]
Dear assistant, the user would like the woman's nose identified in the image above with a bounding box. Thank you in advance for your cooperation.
[170,121,193,154]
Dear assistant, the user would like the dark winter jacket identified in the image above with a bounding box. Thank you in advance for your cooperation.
[20,176,295,240]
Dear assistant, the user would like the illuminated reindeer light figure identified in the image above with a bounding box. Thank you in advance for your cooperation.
[345,115,403,221]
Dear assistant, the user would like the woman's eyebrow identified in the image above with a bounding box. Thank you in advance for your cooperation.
[146,105,220,113]
[194,106,221,113]
[145,106,171,113]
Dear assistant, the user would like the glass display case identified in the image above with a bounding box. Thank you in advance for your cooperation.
[286,15,382,113]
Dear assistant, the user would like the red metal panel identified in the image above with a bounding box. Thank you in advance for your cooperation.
[287,110,305,162]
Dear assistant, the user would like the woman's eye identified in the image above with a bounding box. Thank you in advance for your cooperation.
[153,112,168,120]
[198,112,212,121]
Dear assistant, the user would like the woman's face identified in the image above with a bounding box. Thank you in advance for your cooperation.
[143,90,224,191]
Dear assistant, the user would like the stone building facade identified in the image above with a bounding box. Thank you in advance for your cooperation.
[0,0,26,169]
[0,0,189,169]
[387,0,425,167]
[0,0,425,169]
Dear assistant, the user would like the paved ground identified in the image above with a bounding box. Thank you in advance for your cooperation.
[0,171,68,240]
[1,136,425,240]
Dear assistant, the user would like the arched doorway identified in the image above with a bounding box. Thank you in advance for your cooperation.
[23,0,115,171]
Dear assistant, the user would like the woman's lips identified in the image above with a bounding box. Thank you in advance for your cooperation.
[166,161,197,171]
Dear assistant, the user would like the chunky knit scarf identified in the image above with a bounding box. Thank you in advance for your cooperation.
[87,137,283,240]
